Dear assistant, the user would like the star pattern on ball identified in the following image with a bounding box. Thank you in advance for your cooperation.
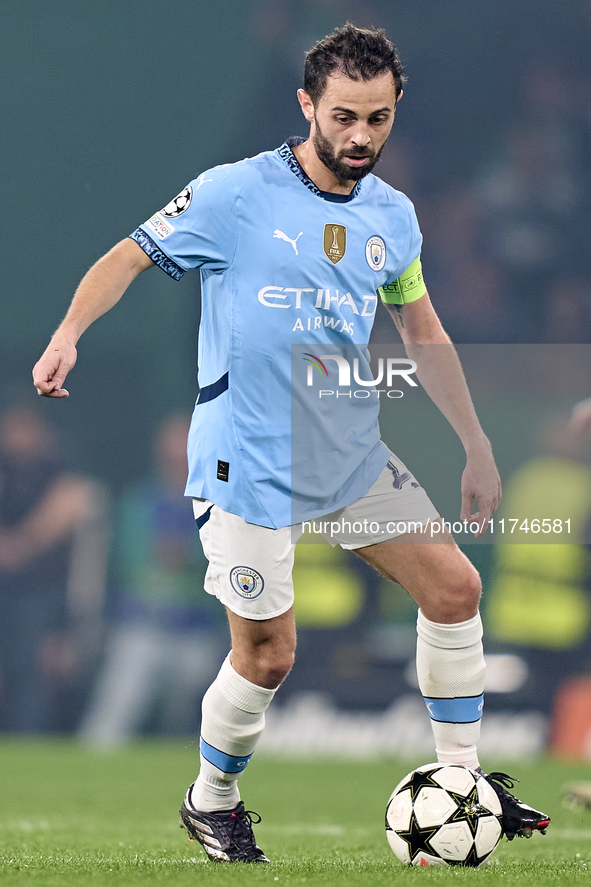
[396,768,442,802]
[447,785,491,837]
[395,810,440,861]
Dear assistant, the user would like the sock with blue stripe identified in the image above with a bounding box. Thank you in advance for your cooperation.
[416,610,485,770]
[190,653,276,813]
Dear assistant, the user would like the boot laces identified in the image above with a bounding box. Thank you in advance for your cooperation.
[228,808,262,850]
[486,771,519,792]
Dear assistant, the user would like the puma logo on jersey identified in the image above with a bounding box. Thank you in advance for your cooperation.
[273,229,303,255]
[196,174,213,190]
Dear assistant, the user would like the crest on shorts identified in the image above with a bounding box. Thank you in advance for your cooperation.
[230,566,265,600]
[323,224,346,264]
[387,458,420,490]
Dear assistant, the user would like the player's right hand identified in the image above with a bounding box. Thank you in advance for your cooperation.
[32,333,77,398]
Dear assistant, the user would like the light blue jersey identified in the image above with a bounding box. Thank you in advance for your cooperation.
[130,139,423,528]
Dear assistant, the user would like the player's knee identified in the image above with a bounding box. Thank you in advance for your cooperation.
[256,647,295,688]
[436,564,481,622]
[248,631,296,688]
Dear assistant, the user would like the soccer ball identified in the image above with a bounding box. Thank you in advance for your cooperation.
[385,763,503,867]
[161,186,193,217]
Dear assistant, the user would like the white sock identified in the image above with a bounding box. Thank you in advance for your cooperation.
[190,654,276,812]
[416,610,485,770]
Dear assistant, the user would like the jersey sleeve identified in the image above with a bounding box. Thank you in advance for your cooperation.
[129,168,237,280]
[378,193,427,305]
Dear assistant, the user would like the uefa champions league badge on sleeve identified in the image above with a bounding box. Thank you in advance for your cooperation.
[230,566,265,600]
[161,185,193,217]
[366,235,386,271]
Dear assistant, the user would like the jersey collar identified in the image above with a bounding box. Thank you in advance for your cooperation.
[277,137,362,203]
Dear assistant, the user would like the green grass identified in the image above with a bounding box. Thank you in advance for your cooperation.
[0,739,591,885]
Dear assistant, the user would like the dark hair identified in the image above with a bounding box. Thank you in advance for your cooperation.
[304,23,406,105]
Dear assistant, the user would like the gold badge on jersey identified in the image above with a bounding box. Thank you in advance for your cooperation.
[323,224,346,264]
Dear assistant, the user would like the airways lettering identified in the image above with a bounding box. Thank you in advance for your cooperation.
[291,317,354,334]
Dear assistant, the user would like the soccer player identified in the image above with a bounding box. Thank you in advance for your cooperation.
[33,24,550,862]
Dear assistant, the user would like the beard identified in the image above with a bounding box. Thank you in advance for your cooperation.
[313,119,385,183]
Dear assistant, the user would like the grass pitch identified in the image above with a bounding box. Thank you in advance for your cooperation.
[0,739,590,885]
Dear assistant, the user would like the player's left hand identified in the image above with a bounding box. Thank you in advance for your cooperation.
[460,439,502,538]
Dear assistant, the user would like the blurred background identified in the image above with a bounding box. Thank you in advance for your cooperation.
[2,0,591,759]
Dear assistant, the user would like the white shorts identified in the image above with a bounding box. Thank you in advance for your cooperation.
[193,450,439,621]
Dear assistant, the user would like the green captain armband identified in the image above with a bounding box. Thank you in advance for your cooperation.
[378,256,427,305]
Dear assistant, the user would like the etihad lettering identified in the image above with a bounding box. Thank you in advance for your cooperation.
[361,295,378,316]
[257,286,291,308]
[283,287,315,308]
[323,290,359,314]
[257,286,376,316]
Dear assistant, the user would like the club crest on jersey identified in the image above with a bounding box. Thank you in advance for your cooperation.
[161,185,193,218]
[366,235,386,271]
[230,566,265,600]
[323,224,346,264]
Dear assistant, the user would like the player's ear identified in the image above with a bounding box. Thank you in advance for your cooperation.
[396,89,404,104]
[297,88,315,123]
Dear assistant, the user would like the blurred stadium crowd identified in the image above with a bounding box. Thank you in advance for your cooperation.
[374,61,591,346]
[4,0,591,755]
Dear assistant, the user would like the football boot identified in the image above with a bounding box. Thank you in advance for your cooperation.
[477,769,550,840]
[179,785,269,863]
